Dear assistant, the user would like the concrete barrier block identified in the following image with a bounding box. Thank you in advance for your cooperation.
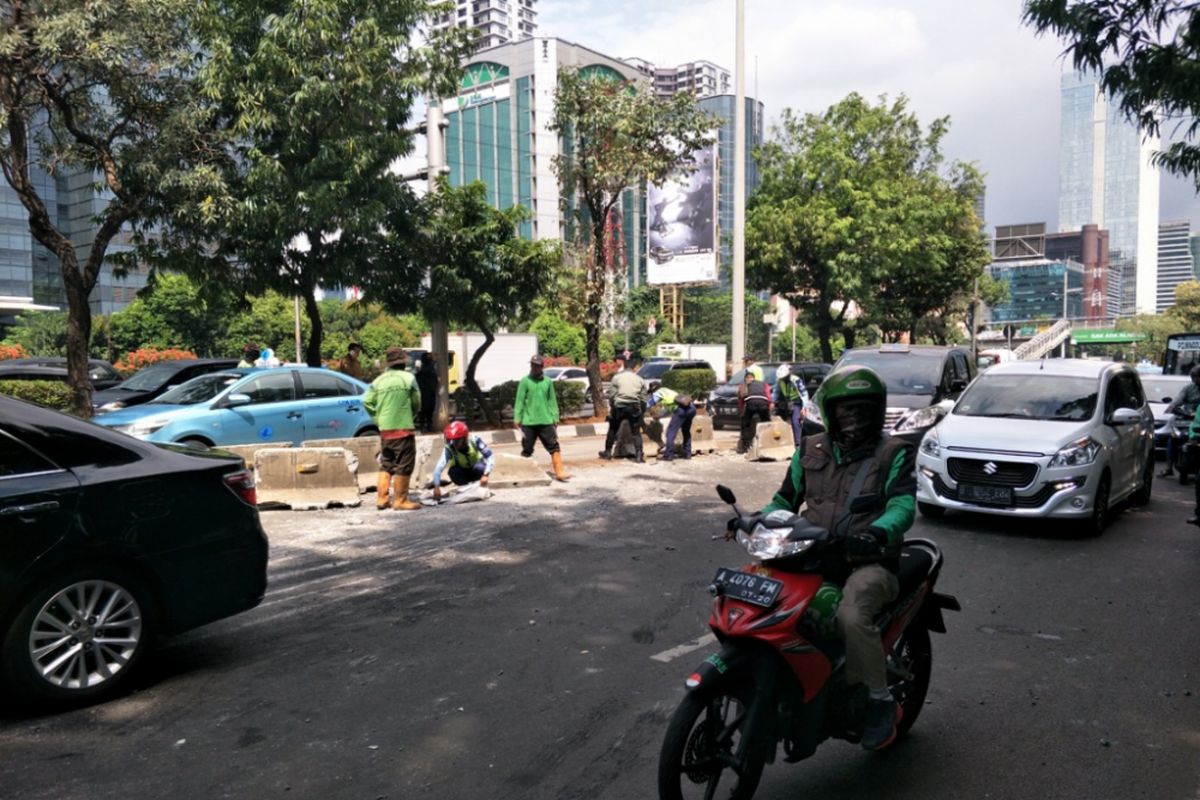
[488,452,553,488]
[413,435,445,488]
[218,442,292,470]
[302,436,380,493]
[254,447,361,509]
[747,419,795,461]
[689,415,716,453]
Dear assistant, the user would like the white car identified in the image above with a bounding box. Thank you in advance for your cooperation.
[543,366,589,386]
[915,359,1154,535]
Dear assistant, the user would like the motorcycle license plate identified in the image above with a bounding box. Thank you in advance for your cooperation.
[959,483,1014,506]
[712,568,783,607]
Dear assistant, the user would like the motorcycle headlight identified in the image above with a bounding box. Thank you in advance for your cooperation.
[895,405,944,433]
[97,401,126,413]
[919,425,941,458]
[737,524,815,560]
[125,417,172,438]
[1049,436,1101,468]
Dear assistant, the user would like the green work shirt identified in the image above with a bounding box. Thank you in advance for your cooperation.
[363,368,421,432]
[514,374,559,426]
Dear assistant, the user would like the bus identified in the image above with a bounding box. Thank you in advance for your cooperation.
[1163,333,1200,375]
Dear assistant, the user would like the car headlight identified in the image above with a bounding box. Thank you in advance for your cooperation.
[736,524,816,560]
[125,417,172,438]
[919,425,941,458]
[97,401,126,413]
[895,405,944,433]
[1049,436,1101,468]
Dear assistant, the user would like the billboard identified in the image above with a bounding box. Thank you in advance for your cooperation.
[646,143,718,285]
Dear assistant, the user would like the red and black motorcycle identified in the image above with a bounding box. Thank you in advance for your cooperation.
[657,485,960,800]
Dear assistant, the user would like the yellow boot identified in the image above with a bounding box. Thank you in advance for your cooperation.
[551,451,571,482]
[392,474,421,511]
[375,472,392,510]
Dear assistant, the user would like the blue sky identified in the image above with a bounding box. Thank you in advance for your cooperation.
[538,0,1200,232]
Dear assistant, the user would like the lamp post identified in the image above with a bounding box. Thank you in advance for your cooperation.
[1060,266,1083,358]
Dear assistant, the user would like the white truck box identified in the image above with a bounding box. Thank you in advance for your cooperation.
[420,332,539,391]
[655,343,728,382]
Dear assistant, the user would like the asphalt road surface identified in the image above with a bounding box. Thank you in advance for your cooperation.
[3,441,1199,800]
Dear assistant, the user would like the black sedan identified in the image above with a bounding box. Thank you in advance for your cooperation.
[0,358,123,390]
[0,396,268,706]
[91,358,239,413]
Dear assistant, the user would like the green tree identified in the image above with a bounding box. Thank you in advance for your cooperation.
[530,310,587,363]
[1024,0,1200,187]
[3,311,69,356]
[177,0,474,368]
[219,291,311,363]
[369,180,559,425]
[1115,310,1183,363]
[1171,280,1200,330]
[107,274,233,357]
[0,0,223,415]
[748,94,986,362]
[549,68,713,412]
[678,288,771,358]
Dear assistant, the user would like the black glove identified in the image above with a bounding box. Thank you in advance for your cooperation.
[844,528,885,558]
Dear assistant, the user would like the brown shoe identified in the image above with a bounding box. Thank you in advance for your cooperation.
[551,451,571,482]
[375,471,391,510]
[391,475,421,510]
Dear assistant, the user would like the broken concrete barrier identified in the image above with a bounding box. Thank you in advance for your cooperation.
[746,419,795,461]
[217,442,292,470]
[301,435,380,493]
[254,447,361,509]
[487,452,553,488]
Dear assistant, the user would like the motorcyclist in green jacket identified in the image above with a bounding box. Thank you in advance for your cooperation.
[760,365,916,751]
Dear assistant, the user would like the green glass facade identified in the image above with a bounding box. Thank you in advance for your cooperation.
[987,261,1085,323]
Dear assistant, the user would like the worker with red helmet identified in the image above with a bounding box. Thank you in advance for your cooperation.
[432,421,496,501]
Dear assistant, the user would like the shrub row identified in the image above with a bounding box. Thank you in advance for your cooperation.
[661,368,718,400]
[0,380,73,412]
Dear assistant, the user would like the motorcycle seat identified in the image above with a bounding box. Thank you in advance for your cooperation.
[890,546,935,606]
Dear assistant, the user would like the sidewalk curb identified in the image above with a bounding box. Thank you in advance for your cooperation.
[466,422,610,446]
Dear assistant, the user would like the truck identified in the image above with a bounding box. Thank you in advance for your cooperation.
[655,343,728,382]
[419,332,539,391]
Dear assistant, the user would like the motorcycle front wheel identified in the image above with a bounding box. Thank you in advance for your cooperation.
[658,686,768,800]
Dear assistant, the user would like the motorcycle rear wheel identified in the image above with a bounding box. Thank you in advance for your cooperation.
[891,624,932,737]
[658,686,768,800]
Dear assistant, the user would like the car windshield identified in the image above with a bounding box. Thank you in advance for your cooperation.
[117,366,176,391]
[728,366,779,385]
[838,351,944,396]
[153,373,242,405]
[1139,377,1188,403]
[543,368,565,379]
[954,374,1098,422]
[637,363,673,379]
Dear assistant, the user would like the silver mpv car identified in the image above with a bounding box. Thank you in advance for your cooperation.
[915,359,1154,535]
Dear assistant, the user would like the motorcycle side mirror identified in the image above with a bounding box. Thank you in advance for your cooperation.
[716,485,737,505]
[848,493,882,514]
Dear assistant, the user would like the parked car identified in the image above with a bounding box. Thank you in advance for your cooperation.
[92,358,240,413]
[543,366,589,387]
[915,359,1154,535]
[0,358,123,390]
[708,362,830,429]
[636,359,713,394]
[833,344,976,444]
[93,367,375,447]
[1138,374,1191,460]
[0,395,267,705]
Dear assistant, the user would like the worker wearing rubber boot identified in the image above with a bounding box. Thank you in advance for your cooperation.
[432,421,496,501]
[514,355,570,481]
[600,356,649,462]
[759,365,916,750]
[364,346,423,510]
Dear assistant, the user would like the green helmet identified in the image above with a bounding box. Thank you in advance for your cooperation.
[814,365,887,437]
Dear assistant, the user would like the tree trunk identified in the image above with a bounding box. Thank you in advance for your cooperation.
[842,326,857,351]
[584,317,604,416]
[585,216,609,418]
[467,322,501,427]
[302,281,323,367]
[62,269,93,418]
[816,310,834,364]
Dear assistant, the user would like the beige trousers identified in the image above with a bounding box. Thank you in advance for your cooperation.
[837,563,900,691]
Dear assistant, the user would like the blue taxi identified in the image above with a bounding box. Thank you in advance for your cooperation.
[93,367,377,446]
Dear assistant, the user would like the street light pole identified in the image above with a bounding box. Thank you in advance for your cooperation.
[731,0,746,365]
[426,99,451,430]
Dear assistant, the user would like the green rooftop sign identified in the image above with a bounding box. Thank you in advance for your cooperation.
[1071,329,1147,344]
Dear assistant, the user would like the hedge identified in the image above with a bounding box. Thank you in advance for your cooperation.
[487,379,586,418]
[0,380,73,412]
[661,367,718,400]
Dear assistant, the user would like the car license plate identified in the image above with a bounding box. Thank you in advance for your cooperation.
[719,407,737,415]
[712,568,783,607]
[959,483,1014,506]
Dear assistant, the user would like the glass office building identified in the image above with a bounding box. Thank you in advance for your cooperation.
[986,260,1085,323]
[1157,220,1194,312]
[697,94,764,284]
[1057,71,1160,314]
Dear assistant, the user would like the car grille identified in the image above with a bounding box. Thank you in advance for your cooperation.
[930,474,1056,508]
[947,458,1037,488]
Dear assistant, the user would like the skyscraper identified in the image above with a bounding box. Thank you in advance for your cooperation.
[429,0,537,52]
[1057,70,1160,315]
[622,58,732,99]
[1158,220,1194,311]
[698,94,764,278]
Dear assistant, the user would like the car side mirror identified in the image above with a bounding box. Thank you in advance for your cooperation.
[223,393,252,408]
[1107,407,1141,426]
[848,493,882,514]
[949,378,968,393]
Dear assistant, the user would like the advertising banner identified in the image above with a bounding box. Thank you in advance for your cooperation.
[646,143,718,285]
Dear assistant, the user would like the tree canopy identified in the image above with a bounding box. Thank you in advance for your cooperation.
[747,93,989,361]
[1024,0,1200,186]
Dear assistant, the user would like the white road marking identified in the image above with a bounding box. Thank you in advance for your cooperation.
[650,633,717,663]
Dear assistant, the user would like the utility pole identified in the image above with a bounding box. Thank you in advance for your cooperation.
[425,100,451,430]
[731,0,746,365]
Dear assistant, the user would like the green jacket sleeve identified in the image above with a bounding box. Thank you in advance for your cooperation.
[410,376,422,415]
[514,378,527,425]
[547,378,559,422]
[1190,413,1200,438]
[363,384,379,418]
[762,448,805,514]
[869,445,917,545]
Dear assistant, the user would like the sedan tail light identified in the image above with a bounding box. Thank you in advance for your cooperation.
[223,470,257,507]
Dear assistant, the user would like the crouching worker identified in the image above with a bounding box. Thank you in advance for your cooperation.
[648,387,696,461]
[432,422,496,502]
